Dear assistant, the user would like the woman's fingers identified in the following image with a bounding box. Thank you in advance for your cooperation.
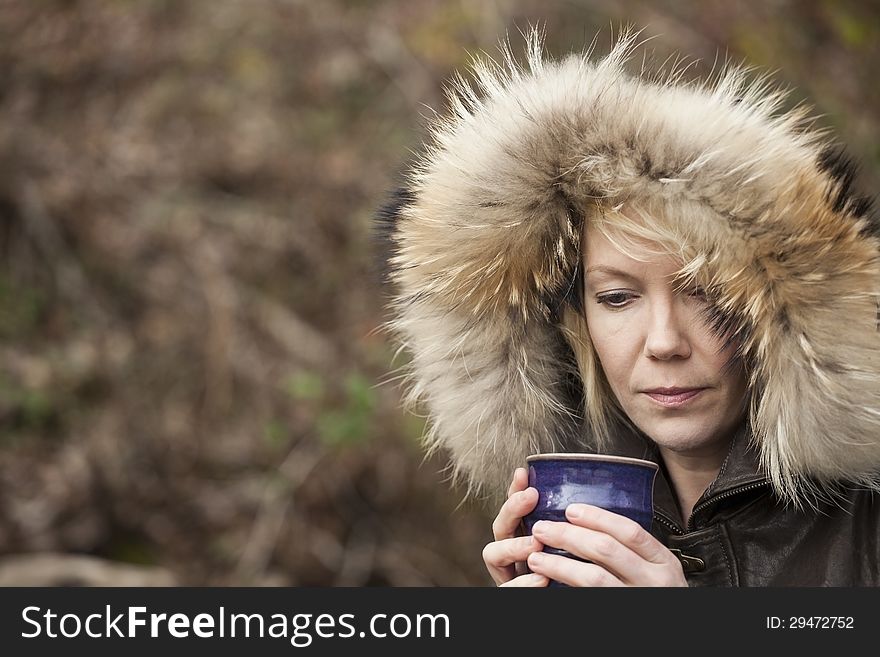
[482,535,543,585]
[527,505,687,586]
[492,486,538,541]
[526,552,624,587]
[483,535,543,570]
[565,504,674,565]
[483,468,543,586]
[507,467,529,498]
[499,573,549,587]
[530,521,641,581]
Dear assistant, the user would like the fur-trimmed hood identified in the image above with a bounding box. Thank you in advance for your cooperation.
[380,31,880,508]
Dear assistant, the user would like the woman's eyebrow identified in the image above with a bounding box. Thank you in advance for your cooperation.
[584,265,641,281]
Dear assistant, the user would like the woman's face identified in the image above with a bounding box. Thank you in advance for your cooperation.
[583,223,748,457]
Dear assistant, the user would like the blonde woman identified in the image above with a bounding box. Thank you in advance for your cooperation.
[381,32,880,586]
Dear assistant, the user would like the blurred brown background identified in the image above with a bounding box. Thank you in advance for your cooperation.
[0,0,876,586]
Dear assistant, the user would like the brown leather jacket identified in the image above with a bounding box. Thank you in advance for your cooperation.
[612,424,880,586]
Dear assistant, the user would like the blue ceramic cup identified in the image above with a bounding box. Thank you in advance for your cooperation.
[523,453,658,567]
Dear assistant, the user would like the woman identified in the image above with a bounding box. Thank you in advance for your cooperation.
[380,31,880,586]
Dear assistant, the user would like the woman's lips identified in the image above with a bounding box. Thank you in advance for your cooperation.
[643,388,705,408]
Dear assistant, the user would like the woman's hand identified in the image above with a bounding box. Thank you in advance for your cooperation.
[482,468,549,587]
[525,503,688,587]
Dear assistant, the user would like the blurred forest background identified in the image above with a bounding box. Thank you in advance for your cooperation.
[0,0,877,586]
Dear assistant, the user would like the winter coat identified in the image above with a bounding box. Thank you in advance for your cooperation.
[379,31,880,585]
[611,419,880,585]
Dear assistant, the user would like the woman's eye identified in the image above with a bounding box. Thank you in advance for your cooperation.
[688,286,708,301]
[596,292,635,308]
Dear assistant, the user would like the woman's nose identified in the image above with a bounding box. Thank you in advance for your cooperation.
[643,304,691,360]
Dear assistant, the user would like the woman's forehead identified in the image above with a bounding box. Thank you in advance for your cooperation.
[584,224,684,279]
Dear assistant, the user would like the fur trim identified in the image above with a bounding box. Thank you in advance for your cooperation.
[382,30,880,507]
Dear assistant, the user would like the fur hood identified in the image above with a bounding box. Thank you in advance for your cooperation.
[380,31,880,507]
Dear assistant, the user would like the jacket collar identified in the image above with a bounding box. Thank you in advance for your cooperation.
[604,420,767,529]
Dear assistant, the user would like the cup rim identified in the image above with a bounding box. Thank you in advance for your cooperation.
[525,453,659,470]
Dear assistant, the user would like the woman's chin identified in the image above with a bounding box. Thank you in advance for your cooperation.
[632,415,730,454]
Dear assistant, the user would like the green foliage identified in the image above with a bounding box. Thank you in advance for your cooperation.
[20,389,53,429]
[316,409,366,447]
[826,2,872,47]
[0,276,46,340]
[102,534,159,566]
[0,374,56,445]
[283,369,378,448]
[343,371,377,415]
[316,371,377,448]
[284,371,325,401]
[262,418,287,448]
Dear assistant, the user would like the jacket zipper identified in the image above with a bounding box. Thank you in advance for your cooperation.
[653,511,684,536]
[652,480,770,575]
[686,480,770,532]
[652,480,771,536]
